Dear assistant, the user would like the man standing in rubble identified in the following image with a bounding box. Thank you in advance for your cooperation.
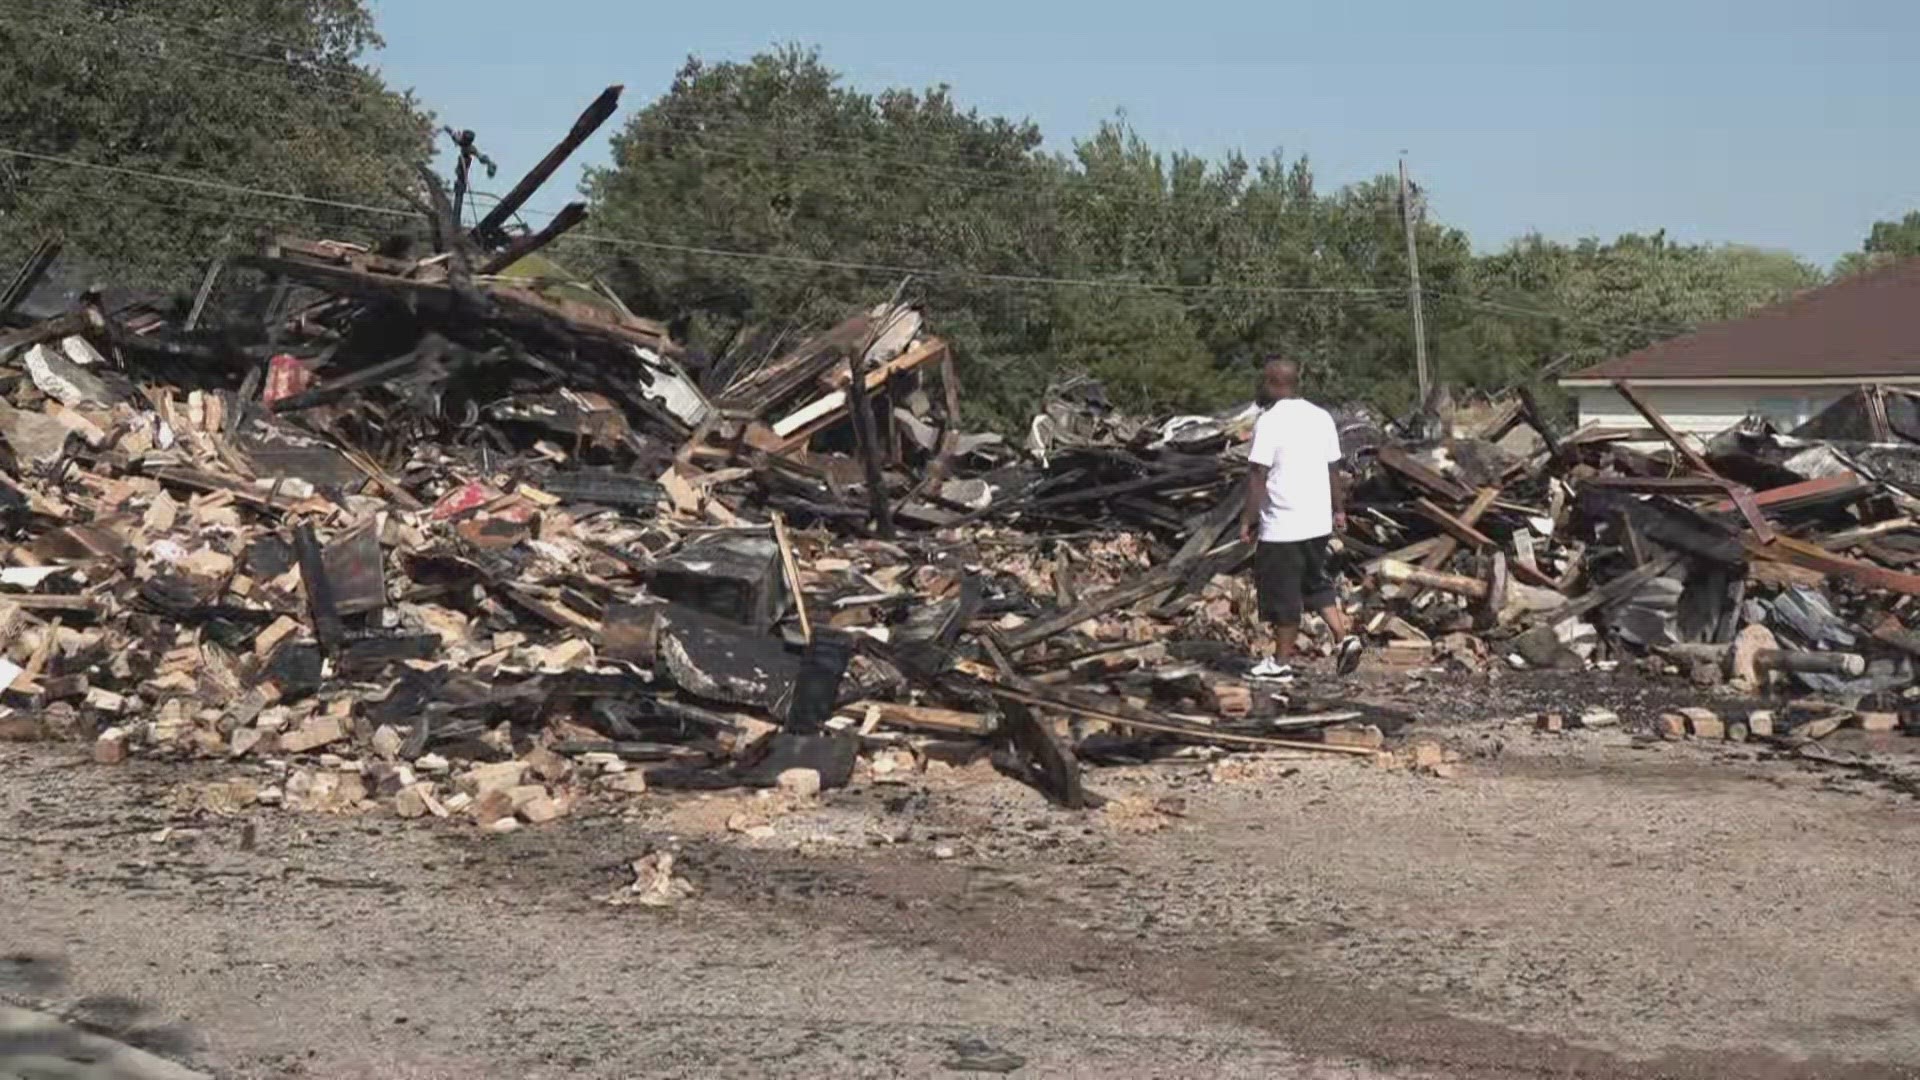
[1242,358,1362,682]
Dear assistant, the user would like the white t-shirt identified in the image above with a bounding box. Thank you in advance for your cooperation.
[1247,398,1342,542]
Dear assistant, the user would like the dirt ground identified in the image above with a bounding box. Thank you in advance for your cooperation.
[5,670,1920,1079]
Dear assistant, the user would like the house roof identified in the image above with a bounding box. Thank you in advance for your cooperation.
[1560,257,1920,384]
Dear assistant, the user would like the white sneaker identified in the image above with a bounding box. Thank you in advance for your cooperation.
[1249,657,1295,683]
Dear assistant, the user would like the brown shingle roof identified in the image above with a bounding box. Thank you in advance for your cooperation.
[1561,257,1920,382]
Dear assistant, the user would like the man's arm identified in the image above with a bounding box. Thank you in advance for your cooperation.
[1243,464,1269,543]
[1328,464,1348,533]
[1325,413,1347,532]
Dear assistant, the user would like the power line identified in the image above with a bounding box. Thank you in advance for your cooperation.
[1423,289,1690,337]
[0,147,1412,297]
[0,148,420,221]
[2,145,1740,339]
[0,7,1376,215]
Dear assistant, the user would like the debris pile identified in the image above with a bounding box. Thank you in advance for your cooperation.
[2,89,1917,828]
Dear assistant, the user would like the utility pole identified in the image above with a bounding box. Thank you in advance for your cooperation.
[1398,157,1431,407]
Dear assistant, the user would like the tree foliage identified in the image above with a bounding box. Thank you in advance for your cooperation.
[580,49,1825,430]
[0,0,432,290]
[1836,211,1920,278]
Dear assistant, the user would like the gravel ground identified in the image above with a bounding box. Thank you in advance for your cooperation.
[5,669,1920,1079]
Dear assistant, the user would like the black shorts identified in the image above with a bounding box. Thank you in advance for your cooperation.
[1253,537,1335,626]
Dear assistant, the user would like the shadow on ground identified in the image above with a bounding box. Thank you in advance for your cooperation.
[0,950,204,1079]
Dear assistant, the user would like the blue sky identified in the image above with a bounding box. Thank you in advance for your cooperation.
[371,0,1918,268]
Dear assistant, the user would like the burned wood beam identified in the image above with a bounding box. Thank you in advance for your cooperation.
[998,694,1086,808]
[1512,553,1681,631]
[1413,495,1496,550]
[1612,380,1718,477]
[266,348,442,415]
[1706,473,1873,517]
[1746,534,1920,596]
[472,85,623,244]
[0,236,61,315]
[293,522,345,656]
[1420,488,1500,566]
[179,263,225,337]
[0,309,99,360]
[1515,385,1562,458]
[998,541,1248,652]
[1376,446,1473,502]
[981,681,1378,756]
[1028,466,1224,512]
[841,344,896,538]
[417,165,475,291]
[478,202,588,275]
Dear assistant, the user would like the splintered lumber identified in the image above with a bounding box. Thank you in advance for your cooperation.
[852,701,994,736]
[472,85,622,243]
[982,683,1377,756]
[0,236,61,315]
[1747,534,1920,596]
[293,522,344,656]
[1612,380,1718,478]
[1376,446,1472,502]
[1818,517,1916,550]
[0,310,100,360]
[1707,473,1873,516]
[997,541,1247,651]
[1030,466,1225,511]
[769,337,950,447]
[1516,385,1562,457]
[1415,490,1497,554]
[1366,536,1448,572]
[479,202,588,275]
[842,340,896,539]
[769,511,811,644]
[997,694,1086,808]
[1514,553,1680,630]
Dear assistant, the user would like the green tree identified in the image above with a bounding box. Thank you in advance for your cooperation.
[581,46,1825,432]
[1471,232,1822,380]
[1836,211,1920,277]
[0,0,432,291]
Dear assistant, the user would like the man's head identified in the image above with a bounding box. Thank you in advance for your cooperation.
[1257,357,1301,406]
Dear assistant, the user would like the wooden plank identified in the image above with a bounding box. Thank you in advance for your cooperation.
[1375,446,1473,503]
[1515,385,1562,458]
[842,334,896,538]
[996,541,1246,652]
[479,202,588,275]
[1516,553,1680,630]
[1414,495,1496,550]
[770,510,811,645]
[983,684,1377,756]
[1746,534,1920,596]
[769,338,949,442]
[1817,516,1915,550]
[472,85,622,242]
[0,594,97,614]
[1611,380,1717,476]
[293,522,344,657]
[849,700,994,737]
[1364,536,1448,572]
[1706,473,1871,515]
